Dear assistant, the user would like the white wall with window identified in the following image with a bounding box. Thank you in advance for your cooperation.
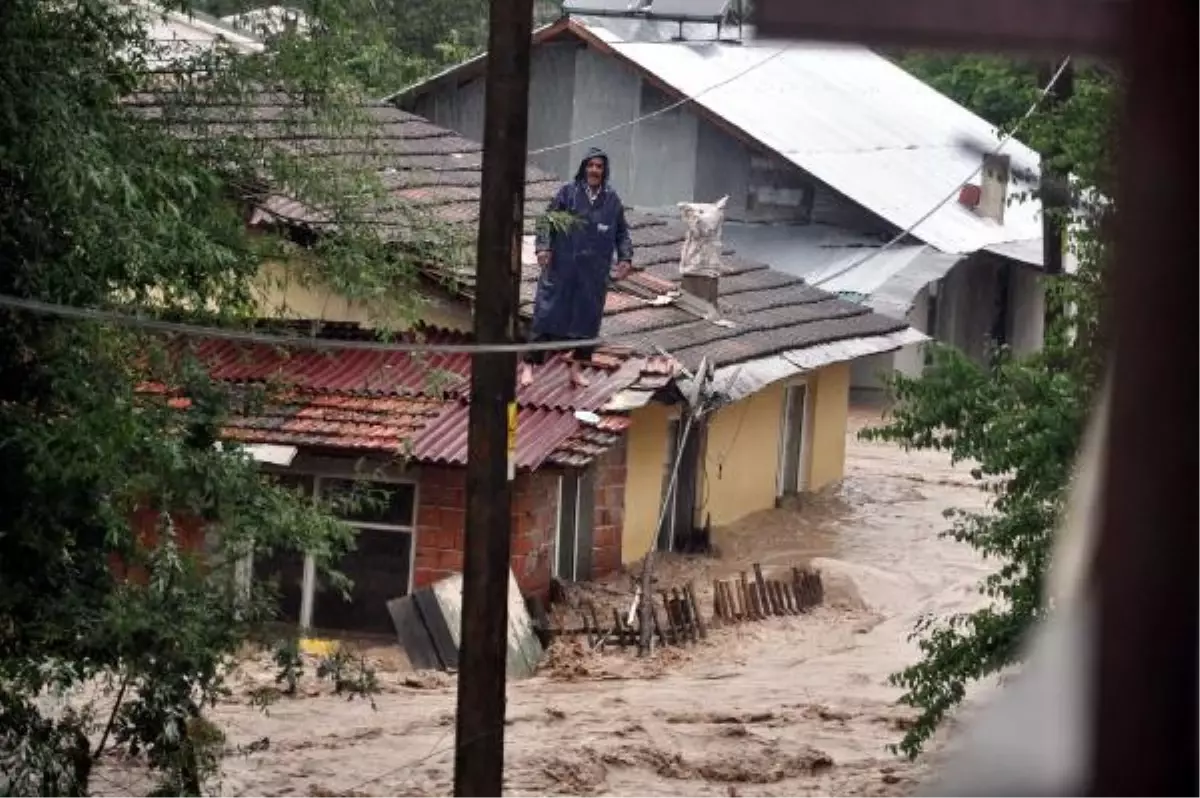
[253,470,418,636]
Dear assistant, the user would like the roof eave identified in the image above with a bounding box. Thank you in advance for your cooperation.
[382,18,579,106]
[703,326,928,405]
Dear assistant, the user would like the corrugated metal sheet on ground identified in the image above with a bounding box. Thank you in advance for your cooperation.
[575,16,1044,257]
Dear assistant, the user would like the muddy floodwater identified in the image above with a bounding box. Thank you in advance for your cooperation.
[94,409,994,797]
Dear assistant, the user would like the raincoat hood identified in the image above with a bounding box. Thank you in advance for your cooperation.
[574,147,611,187]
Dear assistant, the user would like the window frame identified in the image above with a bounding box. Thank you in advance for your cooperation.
[252,466,420,633]
[776,378,814,498]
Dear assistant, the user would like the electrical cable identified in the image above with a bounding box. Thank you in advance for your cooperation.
[808,56,1073,290]
[0,293,615,355]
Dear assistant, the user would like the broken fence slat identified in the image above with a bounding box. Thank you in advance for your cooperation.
[739,572,753,620]
[752,563,770,617]
[687,581,707,640]
[650,597,667,648]
[792,567,807,612]
[776,580,792,616]
[661,590,679,644]
[721,580,735,621]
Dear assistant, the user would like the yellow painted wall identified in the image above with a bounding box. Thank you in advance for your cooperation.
[617,362,854,560]
[254,261,373,323]
[252,260,473,331]
[700,380,787,527]
[621,401,673,564]
[807,361,851,491]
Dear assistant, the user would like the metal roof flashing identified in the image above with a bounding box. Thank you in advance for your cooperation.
[707,326,928,403]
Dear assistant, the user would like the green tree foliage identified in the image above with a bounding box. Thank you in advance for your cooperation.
[865,56,1117,758]
[0,0,456,793]
[191,0,566,91]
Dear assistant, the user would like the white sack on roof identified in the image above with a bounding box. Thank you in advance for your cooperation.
[678,196,728,276]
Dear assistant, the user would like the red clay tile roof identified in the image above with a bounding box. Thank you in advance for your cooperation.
[153,324,671,469]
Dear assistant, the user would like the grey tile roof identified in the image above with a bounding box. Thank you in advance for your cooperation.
[127,92,910,370]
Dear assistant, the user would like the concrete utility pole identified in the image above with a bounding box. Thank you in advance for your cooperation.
[452,0,535,794]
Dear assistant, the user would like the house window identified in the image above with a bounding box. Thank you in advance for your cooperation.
[253,473,417,636]
[554,468,595,582]
[777,383,811,498]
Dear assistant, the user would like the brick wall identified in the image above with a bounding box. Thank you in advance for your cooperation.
[412,465,559,600]
[590,439,627,579]
[411,442,629,597]
[510,469,559,599]
[110,507,207,584]
[413,465,466,590]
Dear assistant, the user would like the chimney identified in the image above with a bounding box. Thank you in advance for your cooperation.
[681,269,720,306]
[978,152,1011,223]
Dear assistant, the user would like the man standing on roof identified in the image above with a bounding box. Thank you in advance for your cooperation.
[520,146,634,389]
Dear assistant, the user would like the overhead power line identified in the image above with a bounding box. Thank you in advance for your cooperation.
[0,293,610,354]
[809,56,1073,290]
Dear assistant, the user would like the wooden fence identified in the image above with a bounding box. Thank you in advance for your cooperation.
[712,564,824,623]
[552,564,824,651]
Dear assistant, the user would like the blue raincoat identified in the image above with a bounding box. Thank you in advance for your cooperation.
[531,147,634,340]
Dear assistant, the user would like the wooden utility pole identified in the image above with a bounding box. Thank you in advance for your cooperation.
[453,0,535,794]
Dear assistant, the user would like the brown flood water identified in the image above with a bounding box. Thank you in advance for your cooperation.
[93,409,994,797]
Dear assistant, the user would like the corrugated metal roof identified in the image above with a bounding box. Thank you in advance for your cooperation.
[410,404,603,470]
[573,17,1044,257]
[154,324,667,468]
[186,332,642,412]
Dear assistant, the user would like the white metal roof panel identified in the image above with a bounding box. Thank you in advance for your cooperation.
[722,221,964,319]
[133,1,263,66]
[578,17,1044,256]
[704,327,928,403]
